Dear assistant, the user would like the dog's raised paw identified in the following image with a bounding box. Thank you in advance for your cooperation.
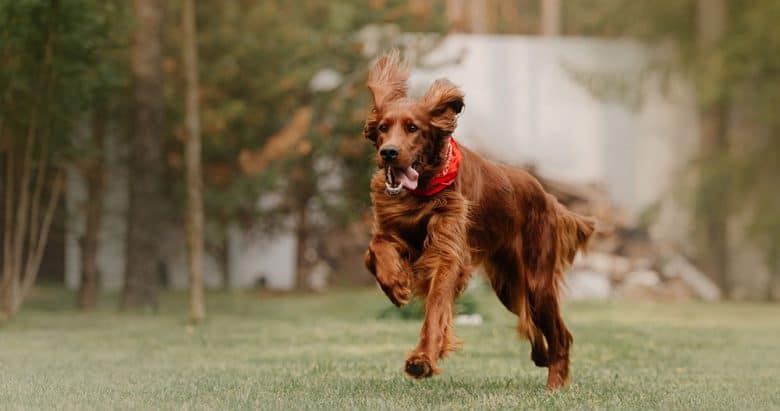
[391,285,411,307]
[404,353,437,379]
[379,282,410,307]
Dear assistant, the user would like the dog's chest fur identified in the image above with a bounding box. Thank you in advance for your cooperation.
[369,170,463,255]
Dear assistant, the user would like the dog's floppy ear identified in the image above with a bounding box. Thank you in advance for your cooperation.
[422,78,464,136]
[367,50,409,109]
[363,109,379,143]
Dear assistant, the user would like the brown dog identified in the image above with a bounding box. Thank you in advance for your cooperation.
[362,52,595,390]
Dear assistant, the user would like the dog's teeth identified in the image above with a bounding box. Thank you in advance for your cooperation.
[385,166,396,186]
[384,166,404,196]
[385,181,402,196]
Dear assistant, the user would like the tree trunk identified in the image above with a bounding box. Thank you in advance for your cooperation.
[445,0,469,32]
[698,104,730,294]
[696,0,730,296]
[468,0,490,33]
[122,0,164,310]
[0,0,65,321]
[540,0,561,36]
[498,0,522,33]
[219,232,230,290]
[78,108,106,311]
[182,0,205,323]
[5,108,36,319]
[1,6,60,320]
[290,148,316,292]
[766,264,777,301]
[0,144,63,320]
[1,141,18,320]
[294,196,311,291]
[697,0,726,49]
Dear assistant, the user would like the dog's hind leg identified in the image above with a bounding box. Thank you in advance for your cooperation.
[524,218,573,390]
[528,274,572,390]
[484,243,549,369]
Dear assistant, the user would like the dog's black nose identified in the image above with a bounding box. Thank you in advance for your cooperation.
[379,145,399,161]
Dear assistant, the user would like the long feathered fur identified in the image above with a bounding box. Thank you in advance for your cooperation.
[555,200,596,270]
[367,49,409,109]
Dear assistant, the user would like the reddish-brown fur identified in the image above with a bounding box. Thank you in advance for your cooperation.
[362,52,595,390]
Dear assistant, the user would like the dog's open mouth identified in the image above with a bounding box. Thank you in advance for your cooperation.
[385,163,419,196]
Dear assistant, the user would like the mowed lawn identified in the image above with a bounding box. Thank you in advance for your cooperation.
[1,286,779,410]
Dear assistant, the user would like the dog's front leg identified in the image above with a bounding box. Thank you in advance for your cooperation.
[404,213,468,379]
[364,234,412,307]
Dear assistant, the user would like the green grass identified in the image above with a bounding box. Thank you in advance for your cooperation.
[1,286,779,410]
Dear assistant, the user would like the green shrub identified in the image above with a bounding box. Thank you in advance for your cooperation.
[377,291,480,320]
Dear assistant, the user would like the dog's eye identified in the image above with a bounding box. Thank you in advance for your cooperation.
[406,124,418,133]
[378,124,388,133]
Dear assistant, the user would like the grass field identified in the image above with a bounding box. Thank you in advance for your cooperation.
[1,286,779,410]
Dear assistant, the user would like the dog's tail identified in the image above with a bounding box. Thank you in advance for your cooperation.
[553,199,596,271]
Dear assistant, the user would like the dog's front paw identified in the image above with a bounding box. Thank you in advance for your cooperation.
[375,271,411,307]
[378,280,411,307]
[404,352,439,379]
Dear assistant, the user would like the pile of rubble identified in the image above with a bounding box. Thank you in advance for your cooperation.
[537,174,721,302]
[564,247,721,301]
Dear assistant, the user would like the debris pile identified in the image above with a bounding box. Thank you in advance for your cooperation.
[564,249,721,301]
[537,175,721,302]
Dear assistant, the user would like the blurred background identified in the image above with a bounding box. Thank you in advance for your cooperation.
[1,0,779,323]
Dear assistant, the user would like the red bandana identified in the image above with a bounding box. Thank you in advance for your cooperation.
[410,137,462,197]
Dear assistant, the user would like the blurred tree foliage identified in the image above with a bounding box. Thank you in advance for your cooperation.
[0,0,127,318]
[566,0,780,297]
[0,0,126,159]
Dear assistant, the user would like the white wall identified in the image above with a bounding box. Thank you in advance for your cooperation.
[411,35,699,219]
[227,227,296,289]
[65,141,296,291]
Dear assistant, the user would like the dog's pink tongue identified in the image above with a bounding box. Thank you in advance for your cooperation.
[395,167,419,191]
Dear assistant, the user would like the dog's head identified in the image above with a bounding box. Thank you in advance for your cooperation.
[363,51,464,196]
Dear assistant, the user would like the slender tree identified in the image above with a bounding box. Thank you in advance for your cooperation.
[122,0,165,310]
[77,106,107,310]
[695,0,730,295]
[540,0,561,36]
[182,0,205,322]
[75,1,129,311]
[0,0,65,321]
[292,153,316,291]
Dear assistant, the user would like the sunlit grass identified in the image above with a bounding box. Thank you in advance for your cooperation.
[0,286,778,410]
